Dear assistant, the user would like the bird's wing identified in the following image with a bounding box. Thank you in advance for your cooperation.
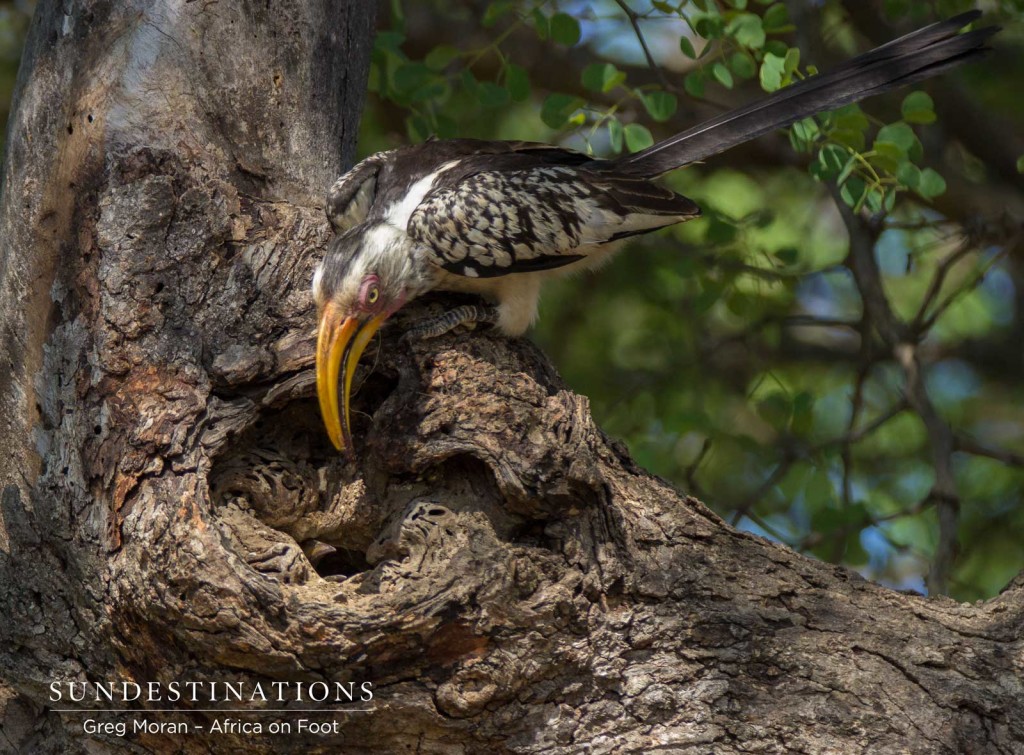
[406,166,699,279]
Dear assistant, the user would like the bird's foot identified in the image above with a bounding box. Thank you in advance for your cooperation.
[404,304,499,340]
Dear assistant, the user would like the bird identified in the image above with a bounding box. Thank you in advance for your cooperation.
[314,11,996,453]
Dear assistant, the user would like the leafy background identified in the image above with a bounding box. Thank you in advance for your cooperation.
[0,1,29,146]
[3,0,1023,600]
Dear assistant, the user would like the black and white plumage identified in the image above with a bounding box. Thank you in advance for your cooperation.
[409,164,699,278]
[314,12,996,452]
[317,141,700,333]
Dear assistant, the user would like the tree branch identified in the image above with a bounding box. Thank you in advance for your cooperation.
[611,0,676,92]
[829,185,962,593]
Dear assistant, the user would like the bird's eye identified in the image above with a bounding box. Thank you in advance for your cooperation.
[359,274,382,310]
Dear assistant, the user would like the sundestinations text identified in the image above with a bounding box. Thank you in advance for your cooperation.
[50,681,373,704]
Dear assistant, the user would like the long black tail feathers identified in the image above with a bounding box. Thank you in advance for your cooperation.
[611,11,998,177]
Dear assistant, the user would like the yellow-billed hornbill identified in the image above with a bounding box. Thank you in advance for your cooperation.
[314,12,996,453]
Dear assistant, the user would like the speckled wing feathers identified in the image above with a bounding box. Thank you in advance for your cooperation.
[406,161,699,279]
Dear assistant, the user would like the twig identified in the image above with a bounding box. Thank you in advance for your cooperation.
[729,451,797,527]
[954,435,1024,468]
[911,240,973,331]
[743,510,796,546]
[841,362,870,507]
[918,248,1009,333]
[813,398,908,452]
[783,315,861,330]
[893,343,958,595]
[683,437,713,499]
[830,187,905,346]
[874,496,930,523]
[885,218,959,231]
[830,183,959,595]
[727,397,906,528]
[694,254,801,280]
[612,0,675,92]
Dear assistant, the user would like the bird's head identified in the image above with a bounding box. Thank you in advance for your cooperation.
[313,224,421,453]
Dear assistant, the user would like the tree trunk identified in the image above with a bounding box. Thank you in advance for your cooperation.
[1,2,1021,754]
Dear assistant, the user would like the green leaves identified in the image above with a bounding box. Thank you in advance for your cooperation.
[476,81,510,108]
[873,122,929,199]
[730,51,757,80]
[683,3,796,98]
[756,391,792,433]
[624,123,654,152]
[839,176,867,208]
[504,63,530,102]
[550,12,581,46]
[762,3,790,33]
[784,48,801,78]
[391,62,448,104]
[540,93,585,129]
[915,168,947,198]
[482,1,514,28]
[692,12,726,40]
[761,46,800,92]
[875,122,919,156]
[811,144,852,183]
[379,4,951,212]
[641,90,678,122]
[829,104,869,151]
[424,44,459,71]
[759,51,785,92]
[582,62,625,93]
[896,161,922,190]
[790,117,819,149]
[901,91,936,124]
[883,0,911,18]
[685,70,706,98]
[608,119,624,153]
[726,13,766,49]
[381,1,847,169]
[531,8,549,39]
[753,389,815,436]
[712,61,734,89]
[800,93,946,207]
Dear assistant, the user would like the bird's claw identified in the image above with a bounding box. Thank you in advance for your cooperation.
[404,304,499,341]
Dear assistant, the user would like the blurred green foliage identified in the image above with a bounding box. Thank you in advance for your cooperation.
[0,2,31,146]
[359,0,1024,601]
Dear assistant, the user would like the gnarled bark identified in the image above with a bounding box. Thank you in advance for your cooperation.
[1,2,1022,754]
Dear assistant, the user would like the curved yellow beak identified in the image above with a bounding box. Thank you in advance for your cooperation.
[316,303,387,453]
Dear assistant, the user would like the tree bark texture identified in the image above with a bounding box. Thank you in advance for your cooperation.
[1,2,1022,754]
